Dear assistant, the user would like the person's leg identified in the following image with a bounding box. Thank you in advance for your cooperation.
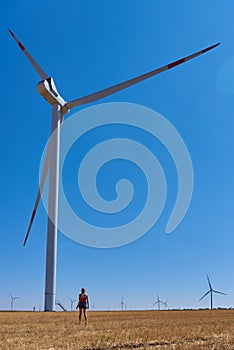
[84,309,88,324]
[79,308,82,324]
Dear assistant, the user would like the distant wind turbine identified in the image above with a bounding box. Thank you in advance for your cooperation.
[120,297,127,311]
[68,297,77,311]
[153,294,165,310]
[163,299,169,310]
[9,292,19,311]
[9,29,220,311]
[199,275,226,310]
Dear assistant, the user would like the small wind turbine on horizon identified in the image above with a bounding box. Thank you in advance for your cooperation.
[164,299,169,310]
[152,293,166,311]
[199,275,226,310]
[9,29,220,311]
[9,292,19,311]
[68,297,77,311]
[120,297,127,311]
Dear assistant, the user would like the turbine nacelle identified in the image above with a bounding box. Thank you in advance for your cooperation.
[37,77,67,109]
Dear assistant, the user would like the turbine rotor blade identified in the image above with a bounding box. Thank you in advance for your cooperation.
[199,290,210,301]
[23,146,50,246]
[23,189,45,246]
[23,115,65,246]
[213,290,227,296]
[207,275,212,290]
[66,43,220,110]
[8,29,49,80]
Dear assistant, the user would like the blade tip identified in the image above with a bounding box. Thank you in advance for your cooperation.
[23,237,27,246]
[202,43,221,54]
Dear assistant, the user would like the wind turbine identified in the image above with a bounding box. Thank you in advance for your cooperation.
[163,299,169,310]
[120,297,127,311]
[153,293,165,310]
[9,292,19,311]
[68,297,77,311]
[199,275,226,310]
[9,29,220,312]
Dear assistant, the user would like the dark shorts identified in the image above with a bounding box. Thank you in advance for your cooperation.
[79,302,88,309]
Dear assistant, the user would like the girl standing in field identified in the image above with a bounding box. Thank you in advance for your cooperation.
[76,288,89,324]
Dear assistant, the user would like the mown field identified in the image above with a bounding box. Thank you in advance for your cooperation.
[1,310,234,349]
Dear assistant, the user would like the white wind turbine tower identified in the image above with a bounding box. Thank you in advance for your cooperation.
[9,292,19,311]
[68,297,77,311]
[199,275,226,310]
[9,29,220,311]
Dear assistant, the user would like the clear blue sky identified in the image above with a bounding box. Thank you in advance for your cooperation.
[1,0,234,311]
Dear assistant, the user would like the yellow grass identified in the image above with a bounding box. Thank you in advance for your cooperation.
[1,310,234,349]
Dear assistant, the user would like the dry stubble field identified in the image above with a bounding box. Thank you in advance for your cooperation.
[1,310,234,349]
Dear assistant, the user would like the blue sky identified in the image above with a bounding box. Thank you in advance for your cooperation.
[0,0,234,311]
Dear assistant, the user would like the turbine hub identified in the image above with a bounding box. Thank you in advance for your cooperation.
[37,77,66,107]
